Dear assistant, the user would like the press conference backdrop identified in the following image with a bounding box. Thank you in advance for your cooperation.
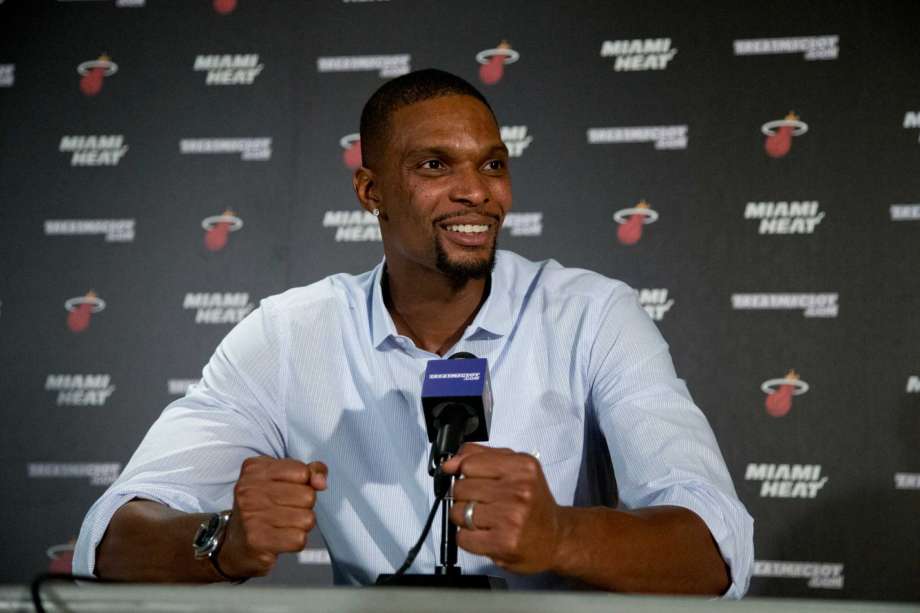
[0,0,917,602]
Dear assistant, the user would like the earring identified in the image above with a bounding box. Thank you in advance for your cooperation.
[372,208,380,217]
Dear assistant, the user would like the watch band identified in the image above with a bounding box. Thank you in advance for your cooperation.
[209,523,247,584]
[195,510,247,584]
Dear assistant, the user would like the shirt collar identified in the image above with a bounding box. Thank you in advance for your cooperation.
[368,251,516,349]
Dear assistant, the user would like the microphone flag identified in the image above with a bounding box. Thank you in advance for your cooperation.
[421,357,492,445]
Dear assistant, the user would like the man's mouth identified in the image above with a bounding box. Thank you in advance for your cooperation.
[443,223,490,234]
[437,220,494,247]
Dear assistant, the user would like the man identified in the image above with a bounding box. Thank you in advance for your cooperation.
[74,69,753,596]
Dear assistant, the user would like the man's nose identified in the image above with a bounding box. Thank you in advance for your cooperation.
[449,165,490,206]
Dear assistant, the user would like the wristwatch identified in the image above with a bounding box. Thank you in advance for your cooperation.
[193,510,244,582]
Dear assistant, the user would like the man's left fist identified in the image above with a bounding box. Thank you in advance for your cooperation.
[440,443,564,574]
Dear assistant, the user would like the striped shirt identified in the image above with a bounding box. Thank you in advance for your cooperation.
[74,250,753,596]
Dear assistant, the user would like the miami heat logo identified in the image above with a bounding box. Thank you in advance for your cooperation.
[202,210,243,252]
[762,112,808,158]
[476,41,519,85]
[46,542,75,573]
[77,54,117,97]
[213,0,237,14]
[612,200,658,245]
[65,291,106,333]
[340,133,362,170]
[761,369,809,417]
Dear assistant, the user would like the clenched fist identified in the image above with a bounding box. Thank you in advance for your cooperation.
[441,443,564,574]
[218,456,327,578]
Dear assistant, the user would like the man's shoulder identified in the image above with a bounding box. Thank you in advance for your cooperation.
[260,267,376,321]
[498,250,634,302]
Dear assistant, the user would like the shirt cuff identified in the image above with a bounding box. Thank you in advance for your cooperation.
[644,483,754,599]
[73,486,203,577]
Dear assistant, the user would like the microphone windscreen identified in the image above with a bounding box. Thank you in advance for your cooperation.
[421,357,492,444]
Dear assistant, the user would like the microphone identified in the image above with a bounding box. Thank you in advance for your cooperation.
[374,351,507,588]
[421,352,493,467]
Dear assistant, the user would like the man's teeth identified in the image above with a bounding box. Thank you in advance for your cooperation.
[445,224,489,233]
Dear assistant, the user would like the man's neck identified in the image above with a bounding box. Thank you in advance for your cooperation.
[382,261,490,356]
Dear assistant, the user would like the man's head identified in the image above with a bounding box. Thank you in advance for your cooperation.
[353,69,511,288]
[359,69,497,170]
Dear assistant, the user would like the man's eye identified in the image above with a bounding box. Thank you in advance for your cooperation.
[484,160,505,171]
[421,160,443,170]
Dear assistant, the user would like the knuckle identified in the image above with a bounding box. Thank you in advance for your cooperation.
[236,487,258,509]
[240,456,264,474]
[452,481,468,499]
[507,533,522,553]
[240,508,259,526]
[244,529,261,551]
[257,552,276,573]
[508,507,526,528]
[515,485,533,504]
[520,455,540,477]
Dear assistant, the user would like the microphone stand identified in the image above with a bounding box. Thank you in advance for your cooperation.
[435,458,460,577]
[375,447,507,589]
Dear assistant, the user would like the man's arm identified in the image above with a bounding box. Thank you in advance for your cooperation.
[95,458,327,582]
[74,303,298,579]
[443,446,729,595]
[553,505,729,594]
[96,500,225,582]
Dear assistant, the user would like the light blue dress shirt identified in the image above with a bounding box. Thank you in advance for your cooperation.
[74,250,753,597]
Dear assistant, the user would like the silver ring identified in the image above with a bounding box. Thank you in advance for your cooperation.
[463,500,477,530]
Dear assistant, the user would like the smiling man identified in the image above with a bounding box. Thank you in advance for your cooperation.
[353,87,511,356]
[75,69,753,597]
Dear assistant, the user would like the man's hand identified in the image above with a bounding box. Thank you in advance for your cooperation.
[218,456,327,578]
[440,443,563,574]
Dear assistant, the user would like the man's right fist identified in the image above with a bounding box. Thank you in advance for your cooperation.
[217,456,327,578]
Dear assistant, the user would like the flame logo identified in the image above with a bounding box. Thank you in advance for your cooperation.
[46,542,76,574]
[476,41,519,85]
[77,55,117,97]
[65,291,106,333]
[612,200,658,245]
[213,0,237,14]
[201,210,243,252]
[340,134,362,170]
[761,369,809,417]
[762,112,808,158]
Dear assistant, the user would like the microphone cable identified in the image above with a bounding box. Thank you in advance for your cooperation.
[30,573,107,613]
[379,466,450,582]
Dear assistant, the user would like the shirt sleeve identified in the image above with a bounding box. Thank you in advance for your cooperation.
[587,287,754,599]
[73,301,288,577]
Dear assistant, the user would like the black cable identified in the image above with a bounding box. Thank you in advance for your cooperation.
[380,477,448,583]
[30,572,105,613]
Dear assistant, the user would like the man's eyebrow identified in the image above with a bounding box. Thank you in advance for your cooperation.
[490,142,510,156]
[404,146,452,159]
[404,143,509,159]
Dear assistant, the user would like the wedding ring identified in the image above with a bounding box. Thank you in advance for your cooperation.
[463,500,477,530]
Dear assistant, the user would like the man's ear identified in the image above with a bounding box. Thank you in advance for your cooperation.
[353,167,381,216]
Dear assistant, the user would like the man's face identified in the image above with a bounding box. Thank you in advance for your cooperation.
[373,95,511,284]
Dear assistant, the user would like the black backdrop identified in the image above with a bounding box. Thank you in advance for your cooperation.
[0,0,918,602]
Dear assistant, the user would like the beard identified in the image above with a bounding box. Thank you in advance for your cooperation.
[434,236,497,289]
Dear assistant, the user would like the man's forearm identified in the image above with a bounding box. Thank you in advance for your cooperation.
[551,505,731,595]
[95,499,225,582]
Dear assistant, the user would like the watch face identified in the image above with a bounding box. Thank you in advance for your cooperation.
[193,515,219,549]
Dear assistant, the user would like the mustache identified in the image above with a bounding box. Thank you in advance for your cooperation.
[433,211,503,225]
